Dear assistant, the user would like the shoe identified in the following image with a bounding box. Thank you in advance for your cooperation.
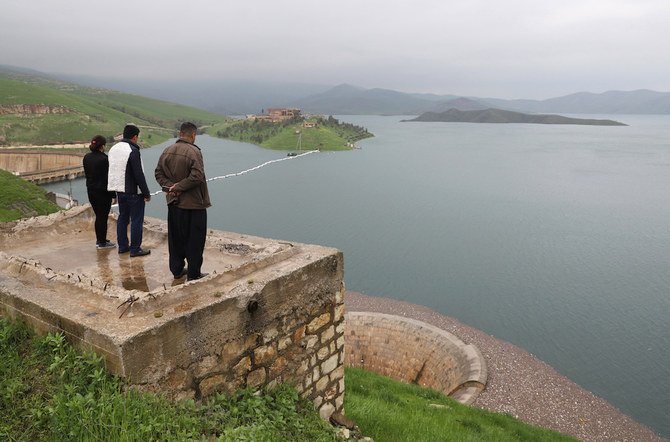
[187,272,209,281]
[118,248,130,254]
[173,268,188,279]
[130,248,151,257]
[96,240,116,249]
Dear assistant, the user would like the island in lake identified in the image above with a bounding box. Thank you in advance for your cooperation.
[403,108,627,126]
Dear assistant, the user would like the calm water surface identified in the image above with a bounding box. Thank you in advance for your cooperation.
[46,115,670,437]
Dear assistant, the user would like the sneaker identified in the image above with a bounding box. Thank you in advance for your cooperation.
[130,248,151,257]
[173,268,188,279]
[96,240,116,249]
[187,272,209,281]
[118,248,130,254]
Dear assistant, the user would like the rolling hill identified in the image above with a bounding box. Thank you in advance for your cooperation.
[293,84,670,116]
[291,84,443,115]
[0,71,228,146]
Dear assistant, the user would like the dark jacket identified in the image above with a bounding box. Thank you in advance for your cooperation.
[82,150,115,197]
[107,139,151,198]
[155,139,211,210]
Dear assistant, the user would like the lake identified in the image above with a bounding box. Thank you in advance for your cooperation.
[45,115,670,438]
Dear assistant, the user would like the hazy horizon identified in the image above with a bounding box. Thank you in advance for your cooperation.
[2,0,669,100]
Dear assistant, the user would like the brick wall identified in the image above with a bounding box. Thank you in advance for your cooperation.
[344,311,486,404]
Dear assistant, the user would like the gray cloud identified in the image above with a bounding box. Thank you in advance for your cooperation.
[2,0,669,98]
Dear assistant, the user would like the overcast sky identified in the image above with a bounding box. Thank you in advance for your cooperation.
[2,0,669,99]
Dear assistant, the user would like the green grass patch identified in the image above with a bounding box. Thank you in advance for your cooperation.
[0,317,337,441]
[345,367,578,442]
[0,169,60,222]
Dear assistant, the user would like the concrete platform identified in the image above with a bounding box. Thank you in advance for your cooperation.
[0,206,346,417]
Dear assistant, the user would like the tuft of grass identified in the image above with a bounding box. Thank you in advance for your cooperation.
[0,317,337,441]
[345,366,579,442]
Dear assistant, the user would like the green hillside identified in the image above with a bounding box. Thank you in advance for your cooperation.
[209,115,372,151]
[0,169,60,221]
[0,73,228,146]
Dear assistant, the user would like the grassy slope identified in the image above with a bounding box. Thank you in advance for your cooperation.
[0,74,227,146]
[0,318,336,441]
[0,169,60,221]
[0,315,580,441]
[346,367,578,442]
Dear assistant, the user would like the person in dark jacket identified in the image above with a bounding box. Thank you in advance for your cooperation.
[107,124,152,257]
[155,122,211,280]
[83,135,116,249]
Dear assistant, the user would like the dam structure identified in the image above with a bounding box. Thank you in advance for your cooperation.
[0,149,84,183]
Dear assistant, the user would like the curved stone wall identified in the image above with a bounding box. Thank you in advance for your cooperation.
[344,311,487,404]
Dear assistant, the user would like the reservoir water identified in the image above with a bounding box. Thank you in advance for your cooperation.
[45,115,670,438]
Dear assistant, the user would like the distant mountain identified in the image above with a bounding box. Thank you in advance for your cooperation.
[482,90,670,114]
[295,85,670,115]
[405,108,627,126]
[292,84,438,115]
[432,97,489,112]
[3,64,670,115]
[50,74,332,116]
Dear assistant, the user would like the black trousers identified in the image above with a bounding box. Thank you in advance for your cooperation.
[87,189,113,244]
[167,205,207,279]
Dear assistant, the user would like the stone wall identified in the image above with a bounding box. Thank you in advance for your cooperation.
[0,207,345,418]
[344,311,486,404]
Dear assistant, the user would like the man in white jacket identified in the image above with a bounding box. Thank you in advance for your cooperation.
[107,124,151,257]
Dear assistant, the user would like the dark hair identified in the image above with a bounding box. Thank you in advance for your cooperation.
[179,122,197,136]
[89,135,107,152]
[123,124,140,139]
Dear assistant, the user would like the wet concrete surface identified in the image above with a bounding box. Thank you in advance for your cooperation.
[0,206,296,300]
[5,222,241,293]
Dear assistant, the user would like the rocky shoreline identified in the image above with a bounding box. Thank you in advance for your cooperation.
[346,291,665,442]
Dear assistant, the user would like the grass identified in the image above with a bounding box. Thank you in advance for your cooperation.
[344,367,579,442]
[0,169,60,222]
[0,317,338,441]
[0,314,583,441]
